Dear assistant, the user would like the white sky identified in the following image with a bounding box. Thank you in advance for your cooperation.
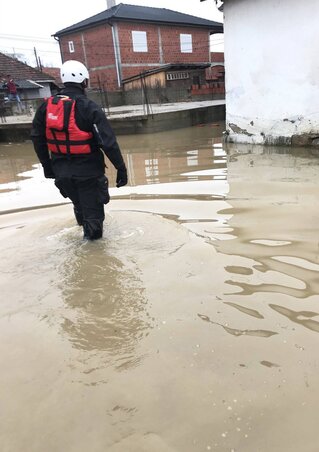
[0,0,223,68]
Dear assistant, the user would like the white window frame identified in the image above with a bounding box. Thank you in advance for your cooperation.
[68,41,75,53]
[132,31,148,53]
[167,72,190,81]
[180,34,193,53]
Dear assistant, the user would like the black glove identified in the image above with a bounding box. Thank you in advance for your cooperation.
[116,166,128,188]
[42,161,55,179]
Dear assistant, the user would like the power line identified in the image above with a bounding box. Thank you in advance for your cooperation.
[0,34,57,43]
[0,45,60,55]
[0,48,59,56]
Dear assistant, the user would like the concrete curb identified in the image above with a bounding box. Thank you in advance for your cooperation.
[0,101,225,142]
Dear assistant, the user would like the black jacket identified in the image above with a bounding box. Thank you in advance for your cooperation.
[31,84,126,178]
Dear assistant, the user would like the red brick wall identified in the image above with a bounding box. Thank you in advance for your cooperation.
[118,23,211,80]
[118,23,211,66]
[206,64,225,81]
[58,21,211,91]
[211,52,224,63]
[160,26,210,64]
[59,24,119,90]
[60,24,115,67]
[89,68,119,91]
[118,22,161,64]
[60,32,86,64]
[83,25,115,68]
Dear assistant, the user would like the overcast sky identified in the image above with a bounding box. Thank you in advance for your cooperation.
[0,0,223,67]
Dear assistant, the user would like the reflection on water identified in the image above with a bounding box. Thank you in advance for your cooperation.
[0,124,227,212]
[217,144,319,302]
[60,243,149,359]
[224,302,264,319]
[197,313,277,338]
[3,124,319,451]
[0,143,37,185]
[269,304,319,333]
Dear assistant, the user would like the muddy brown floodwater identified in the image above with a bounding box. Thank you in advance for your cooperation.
[1,123,319,451]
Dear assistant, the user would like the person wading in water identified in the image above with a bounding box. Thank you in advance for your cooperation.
[31,60,128,240]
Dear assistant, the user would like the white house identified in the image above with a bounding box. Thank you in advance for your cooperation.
[215,0,319,146]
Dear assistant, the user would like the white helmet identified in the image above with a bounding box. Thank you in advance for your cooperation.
[60,60,89,84]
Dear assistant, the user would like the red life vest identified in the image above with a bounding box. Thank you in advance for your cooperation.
[45,95,93,155]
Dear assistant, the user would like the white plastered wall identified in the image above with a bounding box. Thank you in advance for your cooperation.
[223,0,319,144]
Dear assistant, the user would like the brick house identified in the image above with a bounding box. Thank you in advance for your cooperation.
[53,3,223,93]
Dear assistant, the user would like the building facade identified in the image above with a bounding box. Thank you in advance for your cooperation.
[53,3,223,93]
[218,0,319,145]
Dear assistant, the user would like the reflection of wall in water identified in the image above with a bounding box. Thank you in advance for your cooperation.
[225,145,319,188]
[0,144,39,184]
[217,145,319,297]
[125,139,225,186]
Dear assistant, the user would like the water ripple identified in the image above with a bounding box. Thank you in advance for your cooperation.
[197,313,277,338]
[269,304,319,333]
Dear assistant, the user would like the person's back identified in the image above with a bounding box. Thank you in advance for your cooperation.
[31,60,128,240]
[7,80,17,94]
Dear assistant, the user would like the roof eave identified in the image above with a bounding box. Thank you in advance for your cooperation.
[122,62,211,84]
[54,17,223,38]
[54,20,111,38]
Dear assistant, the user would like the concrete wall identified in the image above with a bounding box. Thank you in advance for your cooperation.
[223,0,319,145]
[0,104,225,142]
[110,105,225,135]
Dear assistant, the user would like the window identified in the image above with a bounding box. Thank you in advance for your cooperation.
[68,41,74,53]
[132,31,148,52]
[145,159,159,182]
[167,72,189,81]
[187,150,198,167]
[180,34,192,53]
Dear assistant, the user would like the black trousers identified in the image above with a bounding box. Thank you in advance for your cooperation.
[55,176,110,240]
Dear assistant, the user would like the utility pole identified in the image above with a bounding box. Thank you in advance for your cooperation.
[34,47,40,70]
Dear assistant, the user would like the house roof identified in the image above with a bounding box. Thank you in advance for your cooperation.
[0,52,56,85]
[122,63,211,84]
[41,67,64,88]
[16,80,44,90]
[54,3,223,37]
[42,67,61,80]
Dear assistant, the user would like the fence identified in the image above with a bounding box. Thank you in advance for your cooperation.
[0,84,225,121]
[86,86,221,110]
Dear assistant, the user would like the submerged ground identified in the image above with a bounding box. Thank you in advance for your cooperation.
[0,124,319,452]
